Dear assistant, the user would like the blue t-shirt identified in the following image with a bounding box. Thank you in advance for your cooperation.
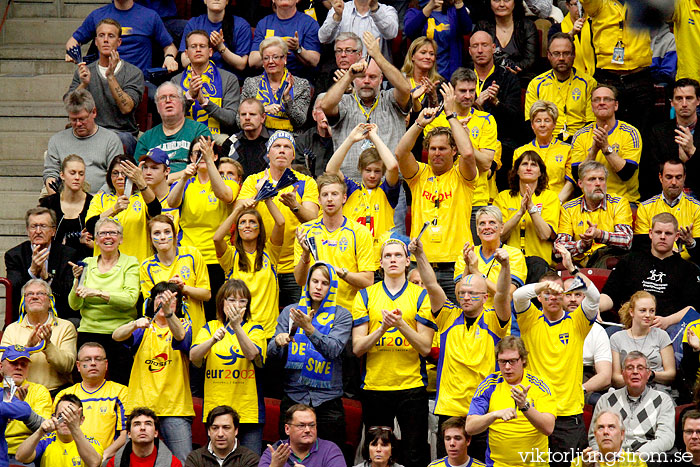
[0,398,31,467]
[252,12,321,79]
[179,14,252,75]
[72,3,173,72]
[136,0,177,18]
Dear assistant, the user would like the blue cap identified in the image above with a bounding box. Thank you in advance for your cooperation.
[0,343,45,362]
[139,147,171,167]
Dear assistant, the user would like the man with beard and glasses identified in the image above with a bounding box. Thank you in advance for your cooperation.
[555,160,633,267]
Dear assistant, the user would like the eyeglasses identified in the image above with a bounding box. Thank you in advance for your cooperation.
[334,48,359,56]
[25,291,48,298]
[157,94,179,103]
[28,224,54,231]
[684,430,700,436]
[188,43,210,50]
[69,116,90,124]
[497,357,521,366]
[225,297,249,306]
[262,55,285,63]
[624,365,648,373]
[368,426,392,434]
[97,230,120,238]
[110,171,126,178]
[288,423,316,429]
[79,357,106,363]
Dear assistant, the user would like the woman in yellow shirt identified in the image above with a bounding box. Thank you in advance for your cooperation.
[190,279,265,454]
[213,198,285,339]
[140,214,211,333]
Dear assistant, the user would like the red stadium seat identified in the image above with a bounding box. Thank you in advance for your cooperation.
[192,397,207,448]
[135,88,151,133]
[583,403,593,431]
[263,397,281,444]
[342,398,363,452]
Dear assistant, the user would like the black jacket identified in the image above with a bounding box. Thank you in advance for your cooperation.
[184,444,260,467]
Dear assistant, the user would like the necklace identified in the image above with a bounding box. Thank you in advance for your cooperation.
[628,328,650,354]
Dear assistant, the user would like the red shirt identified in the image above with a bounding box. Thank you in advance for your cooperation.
[105,447,183,467]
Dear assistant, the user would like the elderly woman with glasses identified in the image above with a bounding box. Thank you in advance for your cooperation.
[68,217,139,385]
[240,36,311,132]
[85,154,161,263]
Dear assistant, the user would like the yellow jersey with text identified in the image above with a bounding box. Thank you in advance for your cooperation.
[6,381,51,455]
[571,121,642,203]
[516,303,594,415]
[513,139,574,195]
[468,370,557,466]
[454,244,527,309]
[125,320,194,416]
[86,191,152,263]
[674,0,700,82]
[53,380,128,451]
[429,456,486,467]
[424,108,498,207]
[239,169,319,273]
[635,193,700,236]
[295,217,374,310]
[192,320,266,424]
[343,176,401,269]
[434,301,510,416]
[559,194,633,261]
[494,189,561,264]
[561,15,596,76]
[140,245,211,334]
[580,0,652,71]
[176,177,239,264]
[35,433,103,467]
[525,69,596,138]
[405,162,476,263]
[352,281,437,391]
[218,243,281,338]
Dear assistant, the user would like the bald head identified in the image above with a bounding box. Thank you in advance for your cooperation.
[469,31,496,67]
[455,273,488,317]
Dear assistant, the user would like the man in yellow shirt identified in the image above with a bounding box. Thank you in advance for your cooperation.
[410,236,511,462]
[634,159,700,257]
[423,69,498,248]
[16,394,103,467]
[466,336,557,467]
[570,84,643,205]
[526,33,596,141]
[512,244,599,467]
[580,0,653,136]
[555,160,633,267]
[396,83,478,304]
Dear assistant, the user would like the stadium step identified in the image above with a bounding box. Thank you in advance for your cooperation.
[1,18,83,45]
[0,74,73,102]
[12,0,110,18]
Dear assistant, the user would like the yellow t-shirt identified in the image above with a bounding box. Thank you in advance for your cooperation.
[561,14,596,76]
[635,193,700,235]
[454,244,527,309]
[513,139,574,195]
[53,380,128,451]
[674,0,700,82]
[125,320,194,416]
[159,189,180,229]
[217,243,281,338]
[429,456,486,467]
[469,370,557,466]
[140,245,211,334]
[434,301,510,416]
[176,177,240,264]
[238,169,319,274]
[580,0,652,71]
[571,121,642,203]
[516,302,593,416]
[294,217,374,311]
[558,194,633,262]
[351,281,437,391]
[343,177,401,269]
[424,108,498,207]
[192,320,266,424]
[494,189,561,265]
[405,162,476,263]
[5,381,52,455]
[525,69,597,139]
[35,433,103,467]
[86,191,152,264]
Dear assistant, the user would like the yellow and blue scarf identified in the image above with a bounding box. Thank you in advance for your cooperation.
[286,263,339,389]
[18,293,57,322]
[256,68,294,131]
[181,60,223,134]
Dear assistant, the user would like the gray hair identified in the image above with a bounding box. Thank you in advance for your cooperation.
[64,89,96,114]
[259,36,289,56]
[622,350,648,367]
[21,278,52,297]
[25,207,57,229]
[95,217,123,236]
[578,160,609,180]
[335,32,362,51]
[476,205,503,224]
[155,82,187,108]
[592,410,624,431]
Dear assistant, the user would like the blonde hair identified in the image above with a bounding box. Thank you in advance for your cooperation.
[259,36,289,56]
[529,100,559,122]
[618,291,655,328]
[400,37,442,83]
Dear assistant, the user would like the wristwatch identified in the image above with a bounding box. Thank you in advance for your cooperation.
[291,206,300,213]
[340,267,349,279]
[296,46,303,54]
[446,112,457,121]
[604,145,615,155]
[519,401,531,412]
